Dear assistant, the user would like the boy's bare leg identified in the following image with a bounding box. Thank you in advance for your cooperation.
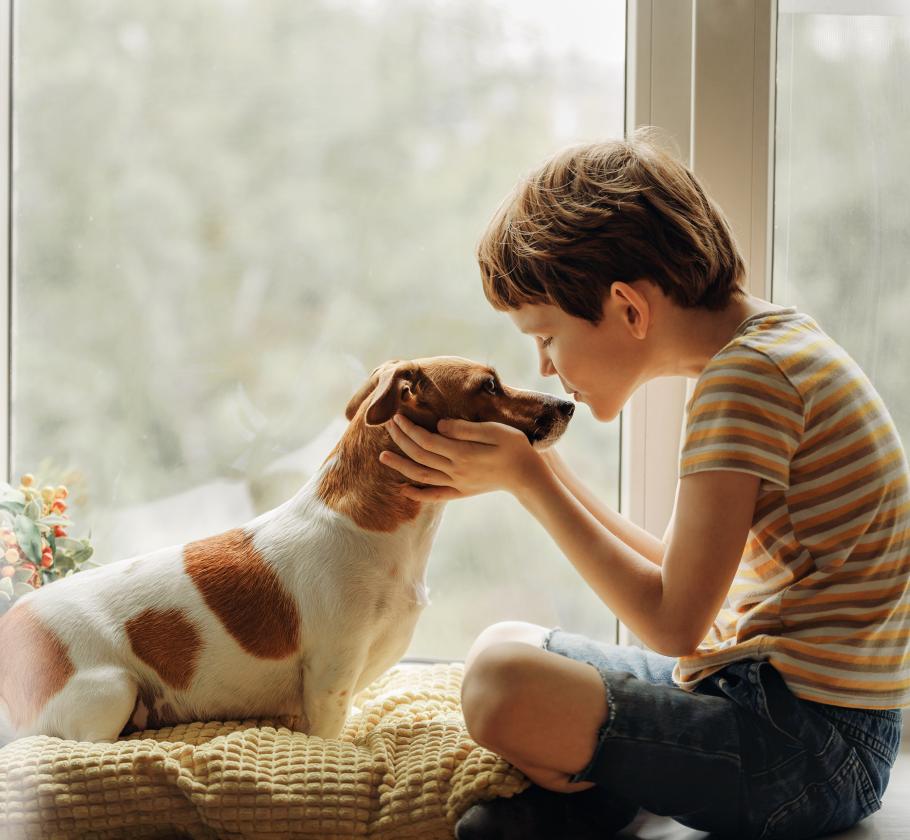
[461,623,607,794]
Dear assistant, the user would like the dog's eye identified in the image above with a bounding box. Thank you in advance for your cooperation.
[483,377,499,395]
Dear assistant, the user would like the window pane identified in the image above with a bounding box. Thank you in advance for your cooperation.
[773,5,910,445]
[12,0,625,658]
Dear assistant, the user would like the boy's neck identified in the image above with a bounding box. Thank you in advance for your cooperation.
[656,293,785,378]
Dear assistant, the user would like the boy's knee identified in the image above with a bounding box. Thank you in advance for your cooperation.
[461,641,537,746]
[464,620,550,672]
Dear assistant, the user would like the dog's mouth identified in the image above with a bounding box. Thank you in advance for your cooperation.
[527,413,573,450]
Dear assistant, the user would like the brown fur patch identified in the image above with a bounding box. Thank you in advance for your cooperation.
[184,528,300,659]
[318,420,422,533]
[124,607,202,691]
[0,602,75,730]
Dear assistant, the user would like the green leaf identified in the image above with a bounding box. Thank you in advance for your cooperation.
[38,514,69,527]
[53,554,75,573]
[14,514,42,565]
[53,537,84,554]
[71,544,94,565]
[24,500,42,520]
[0,486,25,506]
[0,501,25,517]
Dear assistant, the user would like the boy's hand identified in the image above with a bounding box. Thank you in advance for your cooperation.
[379,413,543,502]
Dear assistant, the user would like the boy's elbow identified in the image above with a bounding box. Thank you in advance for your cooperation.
[655,638,700,658]
[651,623,704,658]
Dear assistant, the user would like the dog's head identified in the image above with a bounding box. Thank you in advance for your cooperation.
[344,356,574,448]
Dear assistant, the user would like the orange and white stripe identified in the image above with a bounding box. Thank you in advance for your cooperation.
[674,309,910,709]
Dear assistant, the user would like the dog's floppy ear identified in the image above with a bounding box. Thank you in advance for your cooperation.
[344,360,420,424]
[364,361,421,425]
[344,364,387,421]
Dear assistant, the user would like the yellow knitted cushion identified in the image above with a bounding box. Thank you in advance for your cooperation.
[0,662,529,839]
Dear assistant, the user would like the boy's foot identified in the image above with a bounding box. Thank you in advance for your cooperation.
[454,782,639,840]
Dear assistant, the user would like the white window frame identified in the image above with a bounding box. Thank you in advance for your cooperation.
[620,0,776,644]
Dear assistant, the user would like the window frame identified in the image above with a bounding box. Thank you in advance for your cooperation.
[621,0,777,643]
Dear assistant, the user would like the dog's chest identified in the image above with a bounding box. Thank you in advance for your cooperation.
[289,500,442,671]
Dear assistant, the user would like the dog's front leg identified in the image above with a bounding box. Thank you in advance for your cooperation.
[301,651,365,740]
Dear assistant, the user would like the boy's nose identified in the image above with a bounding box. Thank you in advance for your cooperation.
[539,356,555,377]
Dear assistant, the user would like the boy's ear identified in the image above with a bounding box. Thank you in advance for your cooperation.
[609,280,650,340]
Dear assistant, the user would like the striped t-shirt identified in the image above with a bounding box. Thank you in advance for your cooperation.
[672,307,910,709]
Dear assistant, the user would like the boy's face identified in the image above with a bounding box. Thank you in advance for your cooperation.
[508,296,647,422]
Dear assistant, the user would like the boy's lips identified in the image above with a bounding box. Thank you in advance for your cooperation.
[559,379,582,400]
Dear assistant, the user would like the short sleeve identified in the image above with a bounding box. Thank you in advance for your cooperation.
[680,346,805,490]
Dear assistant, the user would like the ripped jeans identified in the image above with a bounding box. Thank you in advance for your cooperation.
[543,628,902,839]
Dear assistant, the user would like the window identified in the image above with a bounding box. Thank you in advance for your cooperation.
[10,0,625,658]
[773,2,910,442]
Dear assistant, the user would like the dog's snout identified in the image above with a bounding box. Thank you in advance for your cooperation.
[558,400,575,418]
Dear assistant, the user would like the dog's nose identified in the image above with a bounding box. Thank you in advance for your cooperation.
[558,400,575,418]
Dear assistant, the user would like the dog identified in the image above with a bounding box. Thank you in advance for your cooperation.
[0,356,574,744]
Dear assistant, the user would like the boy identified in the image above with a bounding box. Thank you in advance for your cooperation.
[378,128,907,839]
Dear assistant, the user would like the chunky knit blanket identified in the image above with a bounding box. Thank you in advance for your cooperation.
[0,662,528,839]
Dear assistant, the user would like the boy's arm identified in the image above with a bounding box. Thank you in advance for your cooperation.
[378,413,754,654]
[541,449,667,567]
[516,460,759,657]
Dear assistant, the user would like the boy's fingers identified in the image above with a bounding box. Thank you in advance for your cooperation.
[437,418,500,444]
[400,485,462,502]
[394,414,469,458]
[378,451,452,487]
[386,420,452,471]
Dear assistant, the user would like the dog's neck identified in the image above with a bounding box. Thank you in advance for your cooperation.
[314,416,440,533]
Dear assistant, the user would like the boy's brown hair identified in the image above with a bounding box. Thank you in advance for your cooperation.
[477,127,747,323]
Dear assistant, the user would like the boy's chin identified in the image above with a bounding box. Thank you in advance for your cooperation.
[586,398,621,423]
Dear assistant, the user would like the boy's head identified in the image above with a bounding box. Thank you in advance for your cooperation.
[477,128,748,421]
[477,127,746,322]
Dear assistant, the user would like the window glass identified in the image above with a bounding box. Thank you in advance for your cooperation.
[773,4,910,442]
[12,0,625,658]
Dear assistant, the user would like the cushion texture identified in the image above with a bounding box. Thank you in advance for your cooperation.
[0,663,528,839]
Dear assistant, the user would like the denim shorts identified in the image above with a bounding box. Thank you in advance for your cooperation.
[543,628,903,840]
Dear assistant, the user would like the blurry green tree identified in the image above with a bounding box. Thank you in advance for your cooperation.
[12,0,625,658]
